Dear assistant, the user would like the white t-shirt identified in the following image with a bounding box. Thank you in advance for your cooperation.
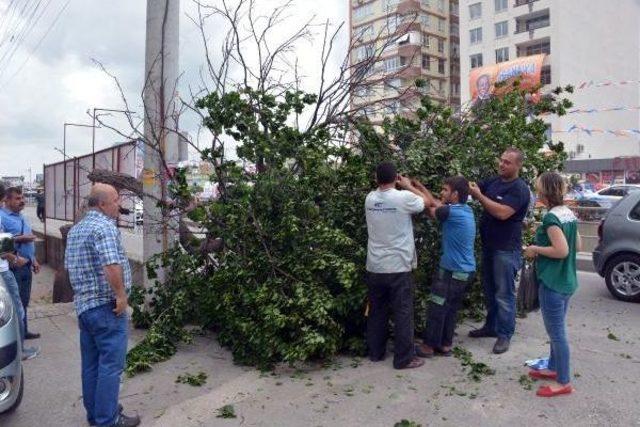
[365,188,424,273]
[0,217,9,272]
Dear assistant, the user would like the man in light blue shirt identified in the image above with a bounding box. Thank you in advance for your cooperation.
[1,186,41,340]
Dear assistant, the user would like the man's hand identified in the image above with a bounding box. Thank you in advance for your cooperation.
[32,259,40,274]
[14,256,28,268]
[396,175,413,190]
[410,178,427,192]
[469,182,482,199]
[113,294,128,316]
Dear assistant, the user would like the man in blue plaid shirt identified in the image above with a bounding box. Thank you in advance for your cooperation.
[65,183,139,427]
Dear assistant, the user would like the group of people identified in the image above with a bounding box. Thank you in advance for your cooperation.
[364,147,581,398]
[0,184,42,362]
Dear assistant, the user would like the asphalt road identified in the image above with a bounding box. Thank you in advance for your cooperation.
[1,269,639,427]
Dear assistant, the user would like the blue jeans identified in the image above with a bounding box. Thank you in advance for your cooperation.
[481,249,521,339]
[79,303,128,426]
[12,263,33,333]
[539,283,572,385]
[1,270,25,343]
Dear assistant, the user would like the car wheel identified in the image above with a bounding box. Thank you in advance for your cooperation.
[1,368,23,414]
[604,254,640,303]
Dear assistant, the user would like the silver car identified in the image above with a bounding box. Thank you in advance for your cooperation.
[593,191,640,302]
[0,283,23,414]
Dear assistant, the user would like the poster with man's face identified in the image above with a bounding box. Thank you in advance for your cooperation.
[469,54,546,101]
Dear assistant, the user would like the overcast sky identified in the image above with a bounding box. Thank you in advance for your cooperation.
[0,0,348,179]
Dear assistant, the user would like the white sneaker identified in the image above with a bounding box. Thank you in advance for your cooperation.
[22,346,40,361]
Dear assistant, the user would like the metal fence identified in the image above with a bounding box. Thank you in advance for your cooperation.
[43,141,142,228]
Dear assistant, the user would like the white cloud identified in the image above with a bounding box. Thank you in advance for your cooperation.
[0,0,348,179]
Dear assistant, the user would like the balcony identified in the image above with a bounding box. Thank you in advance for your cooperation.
[516,38,550,57]
[515,9,550,33]
[514,0,539,6]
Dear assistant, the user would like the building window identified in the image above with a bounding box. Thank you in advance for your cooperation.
[470,53,483,68]
[451,82,460,96]
[438,18,445,32]
[438,38,445,53]
[438,58,445,74]
[470,27,482,44]
[450,23,459,36]
[469,3,482,20]
[354,24,374,41]
[356,44,375,62]
[495,47,509,63]
[422,33,431,48]
[355,85,373,98]
[518,40,551,56]
[450,42,459,57]
[386,14,399,33]
[494,0,508,12]
[384,56,404,73]
[517,13,550,33]
[438,0,445,12]
[495,21,508,38]
[422,54,431,69]
[353,3,373,21]
[385,78,403,92]
[385,100,401,115]
[384,0,401,10]
[541,65,551,85]
[438,80,444,94]
[421,13,430,27]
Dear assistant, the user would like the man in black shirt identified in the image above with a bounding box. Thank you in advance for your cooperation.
[468,147,531,354]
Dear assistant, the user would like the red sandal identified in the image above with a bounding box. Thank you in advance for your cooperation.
[529,370,557,380]
[536,384,573,397]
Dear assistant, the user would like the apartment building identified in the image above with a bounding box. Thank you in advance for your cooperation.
[349,0,461,121]
[459,0,640,160]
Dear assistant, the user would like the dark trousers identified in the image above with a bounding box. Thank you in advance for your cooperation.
[79,303,128,426]
[12,263,33,334]
[423,270,473,348]
[366,271,415,369]
[37,206,45,222]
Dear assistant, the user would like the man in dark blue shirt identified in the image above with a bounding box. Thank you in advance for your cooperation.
[468,148,531,354]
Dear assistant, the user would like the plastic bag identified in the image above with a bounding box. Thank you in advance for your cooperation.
[517,261,539,313]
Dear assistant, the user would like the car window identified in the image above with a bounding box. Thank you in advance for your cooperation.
[630,200,640,221]
[599,188,624,197]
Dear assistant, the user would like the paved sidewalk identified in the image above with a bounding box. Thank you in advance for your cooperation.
[2,269,639,427]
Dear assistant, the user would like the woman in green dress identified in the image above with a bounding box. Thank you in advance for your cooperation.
[524,172,582,397]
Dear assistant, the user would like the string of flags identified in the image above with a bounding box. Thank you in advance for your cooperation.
[539,106,640,116]
[553,124,640,138]
[574,79,640,90]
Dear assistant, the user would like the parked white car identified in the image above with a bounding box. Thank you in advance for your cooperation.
[577,185,640,208]
[0,284,23,414]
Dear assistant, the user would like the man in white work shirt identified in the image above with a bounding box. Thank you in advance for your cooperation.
[365,162,430,370]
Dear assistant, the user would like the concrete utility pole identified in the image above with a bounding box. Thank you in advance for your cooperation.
[142,0,180,286]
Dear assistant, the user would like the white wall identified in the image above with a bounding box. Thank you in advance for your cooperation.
[459,0,640,159]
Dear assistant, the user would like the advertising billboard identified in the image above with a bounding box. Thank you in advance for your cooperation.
[469,54,546,101]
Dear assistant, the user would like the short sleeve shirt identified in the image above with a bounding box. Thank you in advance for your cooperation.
[435,204,476,273]
[365,188,424,273]
[479,176,530,251]
[0,208,35,261]
[65,210,132,315]
[0,217,9,273]
[535,206,579,295]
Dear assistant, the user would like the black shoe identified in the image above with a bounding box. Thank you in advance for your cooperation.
[492,337,510,354]
[468,327,497,338]
[110,413,140,427]
[89,405,124,426]
[25,332,41,340]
